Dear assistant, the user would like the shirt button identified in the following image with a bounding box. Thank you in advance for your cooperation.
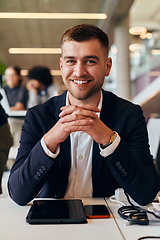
[79,155,83,160]
[77,178,81,182]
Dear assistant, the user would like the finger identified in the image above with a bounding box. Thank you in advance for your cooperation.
[59,105,78,117]
[59,113,85,123]
[59,105,99,118]
[62,118,93,131]
[60,110,98,123]
[78,104,101,113]
[60,104,100,113]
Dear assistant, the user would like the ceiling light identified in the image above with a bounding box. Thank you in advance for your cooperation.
[129,26,147,35]
[0,12,107,19]
[111,47,117,54]
[129,43,144,52]
[20,70,28,76]
[20,69,61,76]
[8,48,61,54]
[130,52,140,58]
[151,49,160,55]
[50,70,61,76]
[140,32,152,39]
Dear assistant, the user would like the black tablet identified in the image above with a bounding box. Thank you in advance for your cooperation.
[26,199,87,224]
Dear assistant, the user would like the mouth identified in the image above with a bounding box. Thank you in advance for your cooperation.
[71,80,91,84]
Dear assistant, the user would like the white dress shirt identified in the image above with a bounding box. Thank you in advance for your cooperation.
[41,91,120,198]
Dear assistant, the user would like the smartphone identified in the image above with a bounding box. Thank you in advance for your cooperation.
[84,204,110,219]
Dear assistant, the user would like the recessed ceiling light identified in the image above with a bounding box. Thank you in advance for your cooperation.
[129,26,147,35]
[8,48,61,54]
[0,12,107,19]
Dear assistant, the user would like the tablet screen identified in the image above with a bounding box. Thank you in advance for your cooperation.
[26,199,87,224]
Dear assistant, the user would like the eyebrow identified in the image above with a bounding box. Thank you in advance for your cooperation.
[63,55,99,61]
[84,55,99,61]
[63,56,75,60]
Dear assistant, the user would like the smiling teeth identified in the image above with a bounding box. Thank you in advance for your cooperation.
[73,80,88,84]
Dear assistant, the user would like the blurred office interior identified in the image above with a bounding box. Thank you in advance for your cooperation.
[0,0,160,160]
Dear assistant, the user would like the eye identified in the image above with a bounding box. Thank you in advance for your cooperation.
[66,59,76,65]
[86,59,96,64]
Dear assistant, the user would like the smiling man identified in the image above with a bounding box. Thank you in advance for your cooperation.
[8,24,160,206]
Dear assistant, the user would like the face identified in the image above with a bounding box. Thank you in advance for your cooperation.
[5,67,21,88]
[60,39,112,104]
[29,79,45,92]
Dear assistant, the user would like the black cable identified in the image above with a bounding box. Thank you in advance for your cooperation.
[118,205,149,225]
[124,192,160,220]
[117,192,160,225]
[138,237,160,240]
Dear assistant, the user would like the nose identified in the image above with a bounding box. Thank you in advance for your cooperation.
[73,61,87,77]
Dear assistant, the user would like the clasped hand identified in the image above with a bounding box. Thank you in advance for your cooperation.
[44,104,113,154]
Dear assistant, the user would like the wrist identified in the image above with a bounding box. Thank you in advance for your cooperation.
[44,134,58,154]
[100,132,117,149]
[41,136,60,158]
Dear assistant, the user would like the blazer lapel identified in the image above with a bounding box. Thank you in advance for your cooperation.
[58,137,71,197]
[52,91,67,126]
[51,91,71,197]
[92,90,115,195]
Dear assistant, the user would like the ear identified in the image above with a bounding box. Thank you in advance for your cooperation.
[59,57,63,70]
[105,57,112,76]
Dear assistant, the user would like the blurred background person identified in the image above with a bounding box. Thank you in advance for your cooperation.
[26,66,59,108]
[3,65,28,154]
[4,65,28,111]
[0,93,13,196]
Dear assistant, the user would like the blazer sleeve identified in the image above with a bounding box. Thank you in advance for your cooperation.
[7,108,58,206]
[105,105,160,205]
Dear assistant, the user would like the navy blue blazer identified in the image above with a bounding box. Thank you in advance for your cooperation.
[8,90,160,206]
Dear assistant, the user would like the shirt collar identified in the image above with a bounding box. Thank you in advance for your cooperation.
[65,91,103,118]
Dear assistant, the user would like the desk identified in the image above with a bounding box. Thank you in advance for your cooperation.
[106,198,160,240]
[0,197,123,240]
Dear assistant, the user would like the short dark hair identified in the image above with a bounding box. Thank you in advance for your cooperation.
[61,24,109,55]
[6,65,22,84]
[28,66,53,87]
[10,65,21,76]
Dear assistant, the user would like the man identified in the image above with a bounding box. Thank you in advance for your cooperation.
[26,66,59,108]
[0,93,13,195]
[8,24,160,206]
